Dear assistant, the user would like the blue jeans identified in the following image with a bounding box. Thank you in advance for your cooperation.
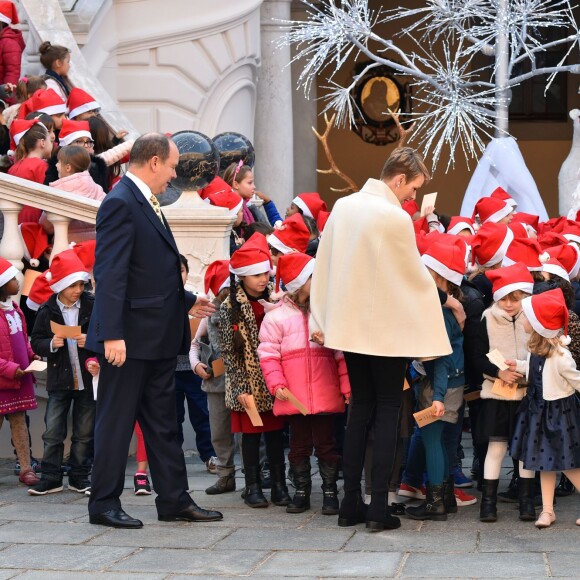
[174,370,215,462]
[41,389,95,482]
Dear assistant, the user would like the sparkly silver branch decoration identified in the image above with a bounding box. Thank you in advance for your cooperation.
[280,0,580,170]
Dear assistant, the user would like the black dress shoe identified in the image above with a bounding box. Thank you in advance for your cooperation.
[158,501,223,522]
[89,509,143,529]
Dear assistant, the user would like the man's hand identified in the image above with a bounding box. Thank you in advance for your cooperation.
[444,295,466,330]
[104,339,126,367]
[194,362,211,380]
[189,296,216,319]
[75,334,87,348]
[52,336,65,349]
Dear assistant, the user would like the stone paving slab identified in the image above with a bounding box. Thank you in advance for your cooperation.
[0,544,136,571]
[12,572,166,580]
[110,547,268,575]
[344,530,477,553]
[254,551,403,577]
[401,553,548,578]
[0,503,88,522]
[0,521,107,545]
[545,552,580,577]
[0,485,87,504]
[87,524,234,549]
[480,529,580,552]
[214,527,355,551]
[303,514,422,531]
[0,572,23,580]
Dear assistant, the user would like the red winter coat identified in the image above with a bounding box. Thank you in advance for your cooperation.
[0,27,24,102]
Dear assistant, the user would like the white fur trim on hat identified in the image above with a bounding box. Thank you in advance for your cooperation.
[0,264,19,287]
[543,262,570,282]
[39,103,67,116]
[0,13,11,25]
[564,233,580,246]
[421,254,464,286]
[49,271,90,293]
[292,196,314,219]
[59,129,92,147]
[267,233,294,256]
[502,255,542,272]
[284,259,315,294]
[218,277,231,293]
[25,297,40,312]
[506,198,518,209]
[484,204,513,224]
[447,222,475,236]
[521,296,560,339]
[493,281,534,302]
[570,244,580,279]
[229,259,272,277]
[230,199,243,218]
[68,100,99,120]
[480,228,514,268]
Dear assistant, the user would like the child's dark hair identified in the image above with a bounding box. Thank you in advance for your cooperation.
[243,221,273,241]
[301,214,320,238]
[25,112,55,133]
[57,145,90,173]
[223,162,251,187]
[89,116,121,179]
[39,41,70,71]
[179,254,189,273]
[14,123,48,161]
[16,76,47,102]
[229,273,245,358]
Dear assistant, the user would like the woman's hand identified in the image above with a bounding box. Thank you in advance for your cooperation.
[432,401,445,417]
[275,387,289,401]
[194,362,211,380]
[498,368,522,383]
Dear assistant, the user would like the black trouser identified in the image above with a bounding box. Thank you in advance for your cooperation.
[242,430,285,469]
[342,352,406,496]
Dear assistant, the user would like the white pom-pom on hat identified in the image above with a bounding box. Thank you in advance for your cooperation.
[560,335,572,346]
[45,271,52,281]
[29,258,39,267]
[539,252,551,263]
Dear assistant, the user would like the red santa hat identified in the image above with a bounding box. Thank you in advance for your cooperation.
[58,119,92,147]
[229,233,272,277]
[521,288,569,342]
[447,216,475,236]
[70,240,96,271]
[198,176,234,200]
[490,186,517,209]
[275,252,315,293]
[470,222,514,268]
[67,88,100,120]
[540,255,569,283]
[45,249,90,293]
[472,197,513,224]
[19,89,67,119]
[9,119,43,150]
[204,259,231,297]
[0,2,19,25]
[512,212,539,232]
[502,238,543,271]
[553,220,580,246]
[538,231,569,250]
[415,231,442,255]
[545,244,580,279]
[485,262,534,302]
[19,223,50,268]
[292,192,327,221]
[267,214,310,255]
[421,237,467,286]
[317,210,330,233]
[26,271,52,311]
[0,257,18,288]
[402,199,420,218]
[508,222,531,239]
[207,191,243,218]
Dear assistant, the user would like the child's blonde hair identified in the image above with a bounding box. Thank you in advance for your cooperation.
[527,330,564,358]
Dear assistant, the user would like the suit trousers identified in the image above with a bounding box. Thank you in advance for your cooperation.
[342,352,405,495]
[88,357,193,516]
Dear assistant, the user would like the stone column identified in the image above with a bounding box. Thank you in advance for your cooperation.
[45,213,71,262]
[254,0,294,212]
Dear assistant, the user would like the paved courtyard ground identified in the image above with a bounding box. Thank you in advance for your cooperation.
[1,441,580,579]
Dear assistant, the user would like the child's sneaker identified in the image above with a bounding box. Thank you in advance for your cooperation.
[133,474,152,495]
[452,466,473,488]
[454,488,477,506]
[205,457,218,475]
[19,469,40,486]
[68,478,91,493]
[28,479,63,495]
[397,483,426,500]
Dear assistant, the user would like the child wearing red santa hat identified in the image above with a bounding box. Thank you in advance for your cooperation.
[218,233,290,508]
[258,252,350,515]
[0,1,25,103]
[509,289,580,528]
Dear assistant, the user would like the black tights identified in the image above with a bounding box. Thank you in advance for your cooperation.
[342,352,405,496]
[242,430,285,469]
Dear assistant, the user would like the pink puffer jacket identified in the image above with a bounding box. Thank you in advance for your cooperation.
[258,297,350,416]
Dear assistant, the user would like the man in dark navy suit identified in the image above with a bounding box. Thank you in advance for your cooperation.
[86,133,222,528]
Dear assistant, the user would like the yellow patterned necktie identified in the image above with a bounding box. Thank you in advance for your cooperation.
[150,195,165,227]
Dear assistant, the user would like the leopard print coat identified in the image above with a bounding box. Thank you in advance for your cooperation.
[219,283,275,413]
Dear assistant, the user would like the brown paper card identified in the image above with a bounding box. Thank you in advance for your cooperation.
[245,394,263,427]
[24,360,47,373]
[189,316,201,337]
[211,357,225,377]
[491,378,518,400]
[282,388,309,415]
[413,406,440,428]
[50,321,82,339]
[21,270,41,297]
[463,390,481,402]
[403,379,411,391]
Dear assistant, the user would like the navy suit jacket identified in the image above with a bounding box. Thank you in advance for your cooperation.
[86,175,195,360]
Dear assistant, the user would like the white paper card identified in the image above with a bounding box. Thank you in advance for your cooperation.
[24,360,47,373]
[487,349,509,371]
[420,192,438,216]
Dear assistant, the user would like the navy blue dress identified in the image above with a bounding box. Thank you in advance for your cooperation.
[511,353,580,471]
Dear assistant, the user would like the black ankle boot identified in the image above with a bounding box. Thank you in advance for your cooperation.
[338,489,367,527]
[319,462,339,516]
[243,466,269,508]
[286,462,311,513]
[269,463,291,506]
[518,477,536,521]
[406,484,447,521]
[366,492,401,532]
[479,479,499,522]
[555,473,575,497]
[498,474,519,503]
[444,477,458,514]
